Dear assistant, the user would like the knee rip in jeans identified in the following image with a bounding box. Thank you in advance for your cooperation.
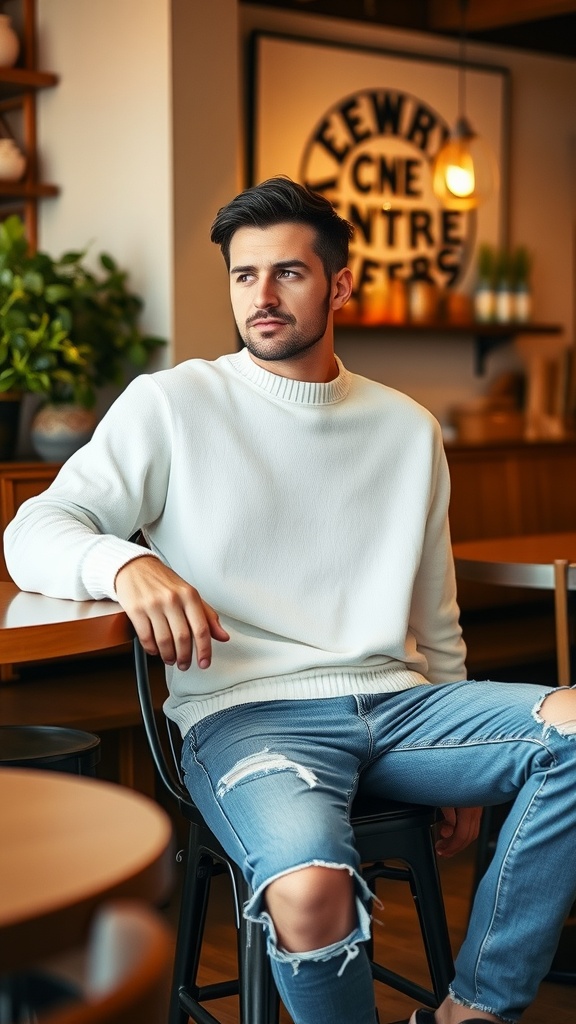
[245,866,375,978]
[216,747,318,797]
[533,686,576,738]
[216,750,379,977]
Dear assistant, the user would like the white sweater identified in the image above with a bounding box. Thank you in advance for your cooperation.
[4,348,466,735]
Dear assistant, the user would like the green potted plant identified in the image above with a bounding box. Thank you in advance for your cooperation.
[0,214,165,460]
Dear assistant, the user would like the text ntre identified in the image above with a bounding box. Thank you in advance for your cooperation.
[345,205,463,248]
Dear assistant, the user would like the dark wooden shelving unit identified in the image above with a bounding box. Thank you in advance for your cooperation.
[0,0,59,247]
[0,180,58,197]
[0,66,58,91]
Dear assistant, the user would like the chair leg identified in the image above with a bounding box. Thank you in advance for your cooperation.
[363,829,453,1007]
[403,829,454,1003]
[169,828,214,1024]
[235,871,280,1024]
[170,829,279,1024]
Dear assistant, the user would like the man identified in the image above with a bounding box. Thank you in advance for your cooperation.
[5,177,576,1024]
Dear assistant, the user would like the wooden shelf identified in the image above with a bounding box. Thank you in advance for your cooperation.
[0,0,60,247]
[0,67,58,92]
[335,320,563,373]
[0,181,59,198]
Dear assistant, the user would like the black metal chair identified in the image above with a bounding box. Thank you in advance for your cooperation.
[133,638,454,1024]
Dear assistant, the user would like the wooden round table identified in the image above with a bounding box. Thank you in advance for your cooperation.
[0,766,173,971]
[0,581,133,664]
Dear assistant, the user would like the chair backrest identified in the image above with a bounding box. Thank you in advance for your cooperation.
[133,638,190,807]
[128,535,191,800]
[37,901,173,1024]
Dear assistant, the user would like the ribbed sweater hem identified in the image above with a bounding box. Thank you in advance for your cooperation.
[165,665,430,736]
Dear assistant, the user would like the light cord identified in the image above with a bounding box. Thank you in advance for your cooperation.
[458,0,470,124]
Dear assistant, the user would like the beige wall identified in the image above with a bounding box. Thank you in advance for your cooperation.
[171,0,241,362]
[36,0,240,369]
[36,0,172,362]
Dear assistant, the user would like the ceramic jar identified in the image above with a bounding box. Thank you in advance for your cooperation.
[408,280,438,324]
[0,14,20,68]
[0,138,26,181]
[513,284,532,322]
[473,283,495,322]
[31,403,97,463]
[388,279,408,324]
[495,284,514,323]
[360,275,389,325]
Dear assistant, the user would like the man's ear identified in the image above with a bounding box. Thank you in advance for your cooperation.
[331,267,353,311]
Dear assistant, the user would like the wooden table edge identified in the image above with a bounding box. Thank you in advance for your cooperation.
[0,583,133,663]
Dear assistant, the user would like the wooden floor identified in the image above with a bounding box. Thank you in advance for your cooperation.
[162,835,575,1024]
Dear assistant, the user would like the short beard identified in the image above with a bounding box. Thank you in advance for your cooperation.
[243,325,325,363]
[239,290,331,364]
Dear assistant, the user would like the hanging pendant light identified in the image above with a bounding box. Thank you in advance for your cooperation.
[432,0,499,210]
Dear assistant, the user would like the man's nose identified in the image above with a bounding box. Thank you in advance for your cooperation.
[254,276,279,309]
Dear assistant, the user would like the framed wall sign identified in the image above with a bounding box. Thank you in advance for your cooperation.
[248,32,509,299]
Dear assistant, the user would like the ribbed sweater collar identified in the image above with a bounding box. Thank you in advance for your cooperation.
[227,346,352,406]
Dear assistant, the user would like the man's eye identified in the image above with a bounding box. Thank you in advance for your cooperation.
[236,273,252,284]
[278,269,298,279]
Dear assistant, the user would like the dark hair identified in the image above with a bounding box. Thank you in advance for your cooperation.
[210,176,354,278]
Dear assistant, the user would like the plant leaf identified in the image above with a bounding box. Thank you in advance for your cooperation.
[100,253,117,272]
[45,284,74,303]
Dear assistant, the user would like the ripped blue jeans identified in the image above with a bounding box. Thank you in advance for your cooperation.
[180,680,576,1024]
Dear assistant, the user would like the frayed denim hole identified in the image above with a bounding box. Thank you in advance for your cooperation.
[244,863,375,930]
[248,885,375,977]
[216,747,318,798]
[533,688,576,740]
[264,920,368,978]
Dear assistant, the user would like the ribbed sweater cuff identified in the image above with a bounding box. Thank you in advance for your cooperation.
[81,538,159,601]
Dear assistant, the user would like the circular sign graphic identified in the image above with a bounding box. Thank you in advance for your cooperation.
[300,88,476,299]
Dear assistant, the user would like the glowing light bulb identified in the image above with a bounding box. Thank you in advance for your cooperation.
[432,117,499,210]
[445,162,475,198]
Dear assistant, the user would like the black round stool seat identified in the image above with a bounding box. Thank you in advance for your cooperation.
[0,725,101,775]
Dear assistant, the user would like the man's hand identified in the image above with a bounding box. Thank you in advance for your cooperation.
[435,806,482,858]
[115,555,230,671]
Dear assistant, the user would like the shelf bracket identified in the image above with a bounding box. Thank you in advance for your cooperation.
[474,332,514,375]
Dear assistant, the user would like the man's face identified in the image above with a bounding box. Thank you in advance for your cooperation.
[228,222,333,363]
